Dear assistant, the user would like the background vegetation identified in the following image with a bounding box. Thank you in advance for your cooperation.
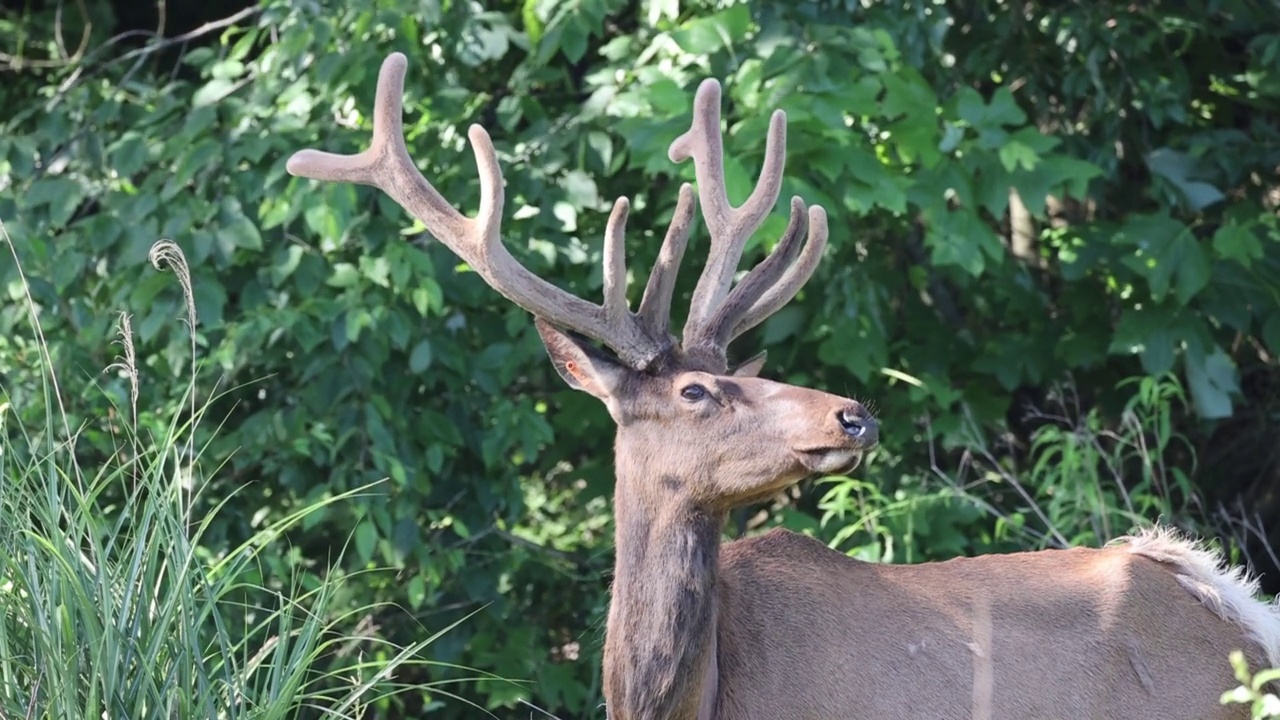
[2,0,1279,716]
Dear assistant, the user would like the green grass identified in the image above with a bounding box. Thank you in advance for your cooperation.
[0,226,466,719]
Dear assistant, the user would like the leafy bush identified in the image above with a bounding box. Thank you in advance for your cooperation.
[2,0,1278,715]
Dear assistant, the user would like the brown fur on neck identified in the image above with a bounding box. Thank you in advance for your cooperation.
[604,468,723,720]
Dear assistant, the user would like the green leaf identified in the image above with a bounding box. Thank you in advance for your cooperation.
[910,159,974,213]
[722,155,752,206]
[328,263,360,288]
[998,140,1037,172]
[271,245,304,285]
[354,520,378,564]
[881,69,944,166]
[1007,156,1102,216]
[426,445,445,474]
[1261,312,1280,356]
[985,87,1026,127]
[646,0,679,26]
[172,139,221,190]
[216,197,264,252]
[26,177,83,227]
[1212,222,1263,265]
[360,256,392,287]
[760,306,806,345]
[560,16,589,62]
[996,128,1057,171]
[192,77,238,107]
[1146,147,1225,211]
[670,5,751,55]
[211,59,246,80]
[1172,236,1210,305]
[182,46,215,68]
[1184,346,1239,419]
[522,0,543,44]
[111,133,149,177]
[955,86,1026,130]
[345,308,373,343]
[192,277,228,327]
[586,131,614,172]
[407,576,427,609]
[926,208,1002,276]
[391,518,420,563]
[1118,214,1206,303]
[844,147,910,213]
[411,278,444,316]
[409,340,434,373]
[1253,668,1280,691]
[1110,305,1179,373]
[881,70,938,119]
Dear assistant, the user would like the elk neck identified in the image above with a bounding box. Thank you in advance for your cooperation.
[603,446,723,720]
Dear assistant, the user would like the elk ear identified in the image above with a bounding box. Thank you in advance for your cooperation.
[534,317,627,401]
[730,350,767,378]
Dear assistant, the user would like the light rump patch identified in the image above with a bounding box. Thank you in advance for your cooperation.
[1116,526,1280,670]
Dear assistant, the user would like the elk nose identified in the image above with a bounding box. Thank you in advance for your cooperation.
[836,404,878,443]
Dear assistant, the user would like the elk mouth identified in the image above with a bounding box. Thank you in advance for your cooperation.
[794,447,866,476]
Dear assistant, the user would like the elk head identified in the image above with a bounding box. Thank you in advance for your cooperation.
[286,53,878,512]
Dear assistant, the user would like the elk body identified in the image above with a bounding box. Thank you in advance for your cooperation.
[288,52,1280,720]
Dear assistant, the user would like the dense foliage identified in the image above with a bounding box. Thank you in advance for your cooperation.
[2,0,1278,716]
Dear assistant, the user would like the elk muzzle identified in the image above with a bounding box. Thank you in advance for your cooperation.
[793,400,878,476]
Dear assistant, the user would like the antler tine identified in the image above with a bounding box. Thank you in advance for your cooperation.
[636,183,696,339]
[698,196,810,348]
[670,79,787,349]
[729,205,829,341]
[287,52,667,369]
[602,197,631,324]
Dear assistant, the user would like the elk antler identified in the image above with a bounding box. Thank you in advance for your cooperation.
[670,79,829,361]
[286,53,677,370]
[288,54,827,372]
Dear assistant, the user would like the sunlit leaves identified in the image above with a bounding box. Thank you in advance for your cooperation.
[670,5,752,55]
[1110,303,1184,374]
[880,68,942,166]
[1116,213,1211,305]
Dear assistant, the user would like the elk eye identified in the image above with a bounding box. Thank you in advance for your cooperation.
[680,384,708,401]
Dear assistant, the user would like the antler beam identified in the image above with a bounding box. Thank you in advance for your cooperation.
[286,52,671,369]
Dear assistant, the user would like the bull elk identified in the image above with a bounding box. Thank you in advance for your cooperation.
[287,52,1280,719]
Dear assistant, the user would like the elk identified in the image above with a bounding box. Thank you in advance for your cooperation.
[287,52,1280,720]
